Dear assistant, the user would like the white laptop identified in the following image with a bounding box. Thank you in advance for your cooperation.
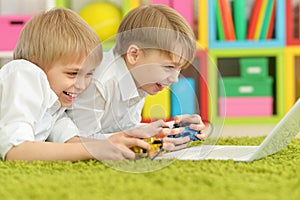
[156,98,300,162]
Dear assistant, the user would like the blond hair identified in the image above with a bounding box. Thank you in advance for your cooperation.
[13,7,102,70]
[114,4,196,68]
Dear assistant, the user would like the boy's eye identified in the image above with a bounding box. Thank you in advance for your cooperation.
[67,72,78,76]
[164,65,175,69]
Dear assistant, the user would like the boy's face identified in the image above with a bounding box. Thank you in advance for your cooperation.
[45,60,96,107]
[127,49,184,95]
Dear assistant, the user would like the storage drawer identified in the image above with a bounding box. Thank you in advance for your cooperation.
[219,77,273,97]
[218,97,273,117]
[0,15,32,51]
[239,57,268,78]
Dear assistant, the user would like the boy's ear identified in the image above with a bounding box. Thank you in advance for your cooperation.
[126,45,140,65]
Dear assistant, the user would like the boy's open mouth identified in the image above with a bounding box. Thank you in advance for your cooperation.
[63,91,77,98]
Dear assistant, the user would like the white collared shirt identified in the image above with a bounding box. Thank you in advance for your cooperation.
[68,50,147,137]
[0,60,79,160]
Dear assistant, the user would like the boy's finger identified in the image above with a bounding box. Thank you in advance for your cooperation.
[162,142,188,151]
[125,137,150,150]
[163,136,190,145]
[119,146,136,160]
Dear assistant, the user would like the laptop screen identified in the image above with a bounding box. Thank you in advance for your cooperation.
[251,98,300,160]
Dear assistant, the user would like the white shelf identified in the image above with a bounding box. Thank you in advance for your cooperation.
[0,51,13,58]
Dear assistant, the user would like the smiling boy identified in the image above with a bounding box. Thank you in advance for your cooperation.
[0,8,156,161]
[68,4,206,151]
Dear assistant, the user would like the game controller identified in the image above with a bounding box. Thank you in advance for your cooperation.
[131,123,201,159]
[168,123,201,141]
[131,137,163,159]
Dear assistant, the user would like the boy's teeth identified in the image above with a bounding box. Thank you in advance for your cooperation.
[64,91,77,97]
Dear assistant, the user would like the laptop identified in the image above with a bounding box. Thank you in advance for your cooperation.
[156,98,300,162]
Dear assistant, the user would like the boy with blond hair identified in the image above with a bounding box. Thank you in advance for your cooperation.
[0,8,162,161]
[68,4,206,152]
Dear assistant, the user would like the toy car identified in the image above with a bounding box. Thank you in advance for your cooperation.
[168,123,201,141]
[131,137,163,159]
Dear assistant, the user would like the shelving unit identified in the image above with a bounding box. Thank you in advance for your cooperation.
[285,46,300,111]
[285,0,300,112]
[208,48,285,124]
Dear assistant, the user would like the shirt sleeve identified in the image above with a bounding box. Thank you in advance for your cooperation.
[0,61,53,160]
[47,112,79,143]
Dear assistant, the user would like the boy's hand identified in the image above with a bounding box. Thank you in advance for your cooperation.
[108,132,151,159]
[159,114,207,151]
[79,135,150,160]
[123,120,166,138]
[173,114,206,141]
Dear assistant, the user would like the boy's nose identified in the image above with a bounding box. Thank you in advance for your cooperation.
[74,77,87,91]
[168,70,179,83]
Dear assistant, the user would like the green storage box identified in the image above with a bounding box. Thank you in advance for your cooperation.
[239,57,268,78]
[219,77,273,97]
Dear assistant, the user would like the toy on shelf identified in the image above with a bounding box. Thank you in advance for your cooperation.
[79,2,122,41]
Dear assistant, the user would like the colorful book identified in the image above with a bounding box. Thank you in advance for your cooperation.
[260,0,275,40]
[219,0,236,40]
[259,0,274,40]
[266,0,276,39]
[254,0,268,40]
[247,0,263,40]
[233,0,247,40]
[216,0,225,41]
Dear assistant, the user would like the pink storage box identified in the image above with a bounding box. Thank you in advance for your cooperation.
[0,15,32,51]
[218,97,273,117]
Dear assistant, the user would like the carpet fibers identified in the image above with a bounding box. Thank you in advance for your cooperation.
[0,137,299,200]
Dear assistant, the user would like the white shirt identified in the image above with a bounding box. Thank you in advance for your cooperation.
[0,60,79,160]
[68,50,147,137]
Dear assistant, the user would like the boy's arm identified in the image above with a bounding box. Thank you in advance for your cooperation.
[5,141,92,161]
[5,135,151,162]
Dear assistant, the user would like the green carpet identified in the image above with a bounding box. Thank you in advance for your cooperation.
[0,137,299,200]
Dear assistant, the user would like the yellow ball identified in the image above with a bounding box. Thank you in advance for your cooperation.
[79,2,122,41]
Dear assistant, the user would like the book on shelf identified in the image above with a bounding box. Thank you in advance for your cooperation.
[247,0,263,40]
[260,0,275,40]
[233,0,247,40]
[216,0,225,41]
[266,0,276,40]
[253,0,268,40]
[219,0,236,40]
